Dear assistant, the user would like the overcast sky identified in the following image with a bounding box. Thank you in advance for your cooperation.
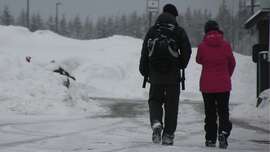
[0,0,239,19]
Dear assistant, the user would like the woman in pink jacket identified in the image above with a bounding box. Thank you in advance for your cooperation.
[196,20,236,149]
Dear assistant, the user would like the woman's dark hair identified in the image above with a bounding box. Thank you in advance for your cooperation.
[204,20,219,33]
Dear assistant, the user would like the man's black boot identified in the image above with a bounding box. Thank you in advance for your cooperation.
[152,122,163,144]
[162,133,174,145]
[205,140,216,147]
[219,131,228,149]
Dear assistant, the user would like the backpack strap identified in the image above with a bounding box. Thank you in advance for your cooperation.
[168,44,180,58]
[148,38,158,57]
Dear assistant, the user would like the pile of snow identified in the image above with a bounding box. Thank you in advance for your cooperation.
[0,25,269,125]
[259,89,270,103]
[257,89,270,122]
[231,89,270,128]
[0,25,145,115]
[0,52,104,115]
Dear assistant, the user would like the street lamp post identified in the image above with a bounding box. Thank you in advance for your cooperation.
[146,0,159,28]
[55,2,61,33]
[268,15,270,88]
[26,0,30,29]
[251,0,255,14]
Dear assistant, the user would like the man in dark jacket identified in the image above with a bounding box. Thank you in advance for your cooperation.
[139,4,191,145]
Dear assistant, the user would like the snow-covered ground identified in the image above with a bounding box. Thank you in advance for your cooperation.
[0,25,269,151]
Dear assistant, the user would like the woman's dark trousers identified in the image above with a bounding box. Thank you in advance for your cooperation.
[202,92,232,142]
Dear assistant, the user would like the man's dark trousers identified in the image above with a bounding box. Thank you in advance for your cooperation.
[202,92,232,142]
[148,84,180,135]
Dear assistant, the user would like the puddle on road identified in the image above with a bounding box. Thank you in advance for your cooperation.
[93,98,205,118]
[94,99,148,118]
[96,98,204,118]
[103,102,148,118]
[92,97,241,120]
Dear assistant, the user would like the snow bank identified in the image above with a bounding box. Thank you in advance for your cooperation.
[259,89,270,103]
[231,89,270,130]
[0,26,107,115]
[0,25,144,115]
[0,53,104,115]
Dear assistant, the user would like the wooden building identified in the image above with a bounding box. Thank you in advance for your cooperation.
[244,1,270,105]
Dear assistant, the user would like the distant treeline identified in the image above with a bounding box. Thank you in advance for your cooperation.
[0,0,256,55]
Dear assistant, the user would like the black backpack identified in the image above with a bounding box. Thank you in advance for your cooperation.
[147,23,180,74]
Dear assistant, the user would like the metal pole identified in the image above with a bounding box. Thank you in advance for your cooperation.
[251,0,255,14]
[231,0,235,50]
[149,11,152,28]
[56,3,57,32]
[268,15,270,88]
[268,15,270,62]
[147,0,159,29]
[26,0,30,28]
[55,2,61,33]
[158,0,160,12]
[147,0,152,29]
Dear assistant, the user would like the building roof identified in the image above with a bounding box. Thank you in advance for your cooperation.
[245,8,270,29]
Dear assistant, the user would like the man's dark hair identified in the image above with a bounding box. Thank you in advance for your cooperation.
[163,4,178,17]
